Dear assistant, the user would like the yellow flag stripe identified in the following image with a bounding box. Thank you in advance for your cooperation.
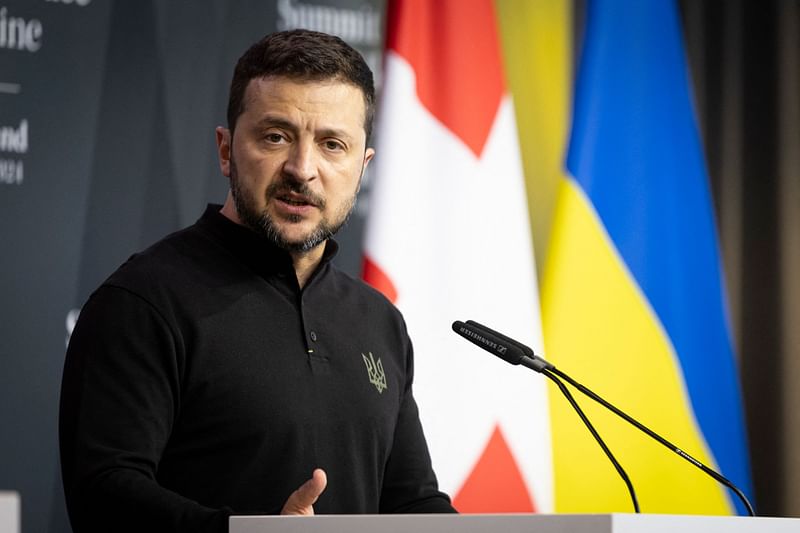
[495,0,572,280]
[541,178,733,514]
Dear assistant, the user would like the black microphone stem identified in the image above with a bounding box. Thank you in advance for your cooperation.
[542,369,640,513]
[548,366,756,517]
[454,319,756,516]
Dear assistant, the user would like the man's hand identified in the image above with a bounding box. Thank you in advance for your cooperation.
[280,469,327,515]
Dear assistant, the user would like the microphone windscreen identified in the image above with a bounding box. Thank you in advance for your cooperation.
[452,320,525,366]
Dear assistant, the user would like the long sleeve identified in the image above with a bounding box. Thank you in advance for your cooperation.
[59,286,230,533]
[379,339,456,513]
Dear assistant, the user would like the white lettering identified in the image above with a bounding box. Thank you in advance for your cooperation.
[65,308,81,347]
[0,7,43,52]
[0,158,23,184]
[0,119,28,154]
[46,0,92,6]
[277,0,380,45]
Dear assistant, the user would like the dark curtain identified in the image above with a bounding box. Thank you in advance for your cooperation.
[681,0,800,517]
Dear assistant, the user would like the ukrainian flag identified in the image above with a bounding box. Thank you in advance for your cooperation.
[541,0,754,514]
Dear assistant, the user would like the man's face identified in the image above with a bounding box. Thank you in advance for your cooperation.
[216,76,374,253]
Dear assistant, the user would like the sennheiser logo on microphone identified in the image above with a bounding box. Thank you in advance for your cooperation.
[458,325,507,354]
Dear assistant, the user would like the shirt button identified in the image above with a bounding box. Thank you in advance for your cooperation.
[310,331,318,342]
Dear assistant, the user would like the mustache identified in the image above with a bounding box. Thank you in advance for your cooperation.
[266,177,325,208]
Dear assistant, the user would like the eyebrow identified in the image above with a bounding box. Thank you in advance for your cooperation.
[254,115,296,132]
[253,115,354,141]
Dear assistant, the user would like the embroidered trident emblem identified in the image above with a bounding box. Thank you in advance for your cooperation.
[362,352,387,394]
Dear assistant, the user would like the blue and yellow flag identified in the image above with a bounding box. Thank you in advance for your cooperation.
[541,0,753,514]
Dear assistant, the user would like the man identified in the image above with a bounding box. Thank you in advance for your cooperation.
[59,29,455,533]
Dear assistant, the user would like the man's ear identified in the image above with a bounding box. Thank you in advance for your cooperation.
[216,126,232,177]
[355,148,375,197]
[363,147,375,172]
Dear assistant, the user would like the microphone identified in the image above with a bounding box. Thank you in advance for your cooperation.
[453,319,640,513]
[452,319,756,517]
[451,321,550,372]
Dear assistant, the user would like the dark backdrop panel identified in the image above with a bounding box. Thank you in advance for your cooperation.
[0,1,383,531]
[1,2,113,532]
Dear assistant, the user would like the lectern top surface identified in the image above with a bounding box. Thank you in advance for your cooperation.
[230,513,800,533]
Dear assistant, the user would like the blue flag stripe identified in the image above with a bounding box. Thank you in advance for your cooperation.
[566,0,753,513]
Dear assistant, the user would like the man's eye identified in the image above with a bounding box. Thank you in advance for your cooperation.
[324,140,344,151]
[265,133,285,143]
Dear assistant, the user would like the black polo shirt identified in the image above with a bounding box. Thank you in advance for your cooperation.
[59,205,454,533]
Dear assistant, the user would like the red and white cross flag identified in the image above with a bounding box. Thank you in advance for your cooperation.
[362,0,552,513]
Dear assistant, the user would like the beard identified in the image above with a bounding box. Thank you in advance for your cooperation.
[229,156,358,253]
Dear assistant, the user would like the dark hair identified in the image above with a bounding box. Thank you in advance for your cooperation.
[226,29,375,142]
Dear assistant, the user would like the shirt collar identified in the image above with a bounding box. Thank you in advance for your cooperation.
[196,204,339,280]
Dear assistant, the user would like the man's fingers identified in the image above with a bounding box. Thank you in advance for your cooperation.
[281,469,328,515]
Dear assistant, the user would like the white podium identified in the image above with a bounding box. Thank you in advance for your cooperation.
[0,492,19,533]
[231,513,800,533]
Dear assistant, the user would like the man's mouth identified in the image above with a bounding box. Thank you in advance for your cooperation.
[277,193,317,208]
[282,197,310,206]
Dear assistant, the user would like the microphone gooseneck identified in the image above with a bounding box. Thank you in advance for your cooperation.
[452,320,640,513]
[546,364,756,517]
[542,366,640,512]
[452,319,756,517]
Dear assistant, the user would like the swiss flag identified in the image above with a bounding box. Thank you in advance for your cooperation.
[363,0,552,513]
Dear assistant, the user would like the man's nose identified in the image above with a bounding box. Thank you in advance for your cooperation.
[283,139,317,182]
